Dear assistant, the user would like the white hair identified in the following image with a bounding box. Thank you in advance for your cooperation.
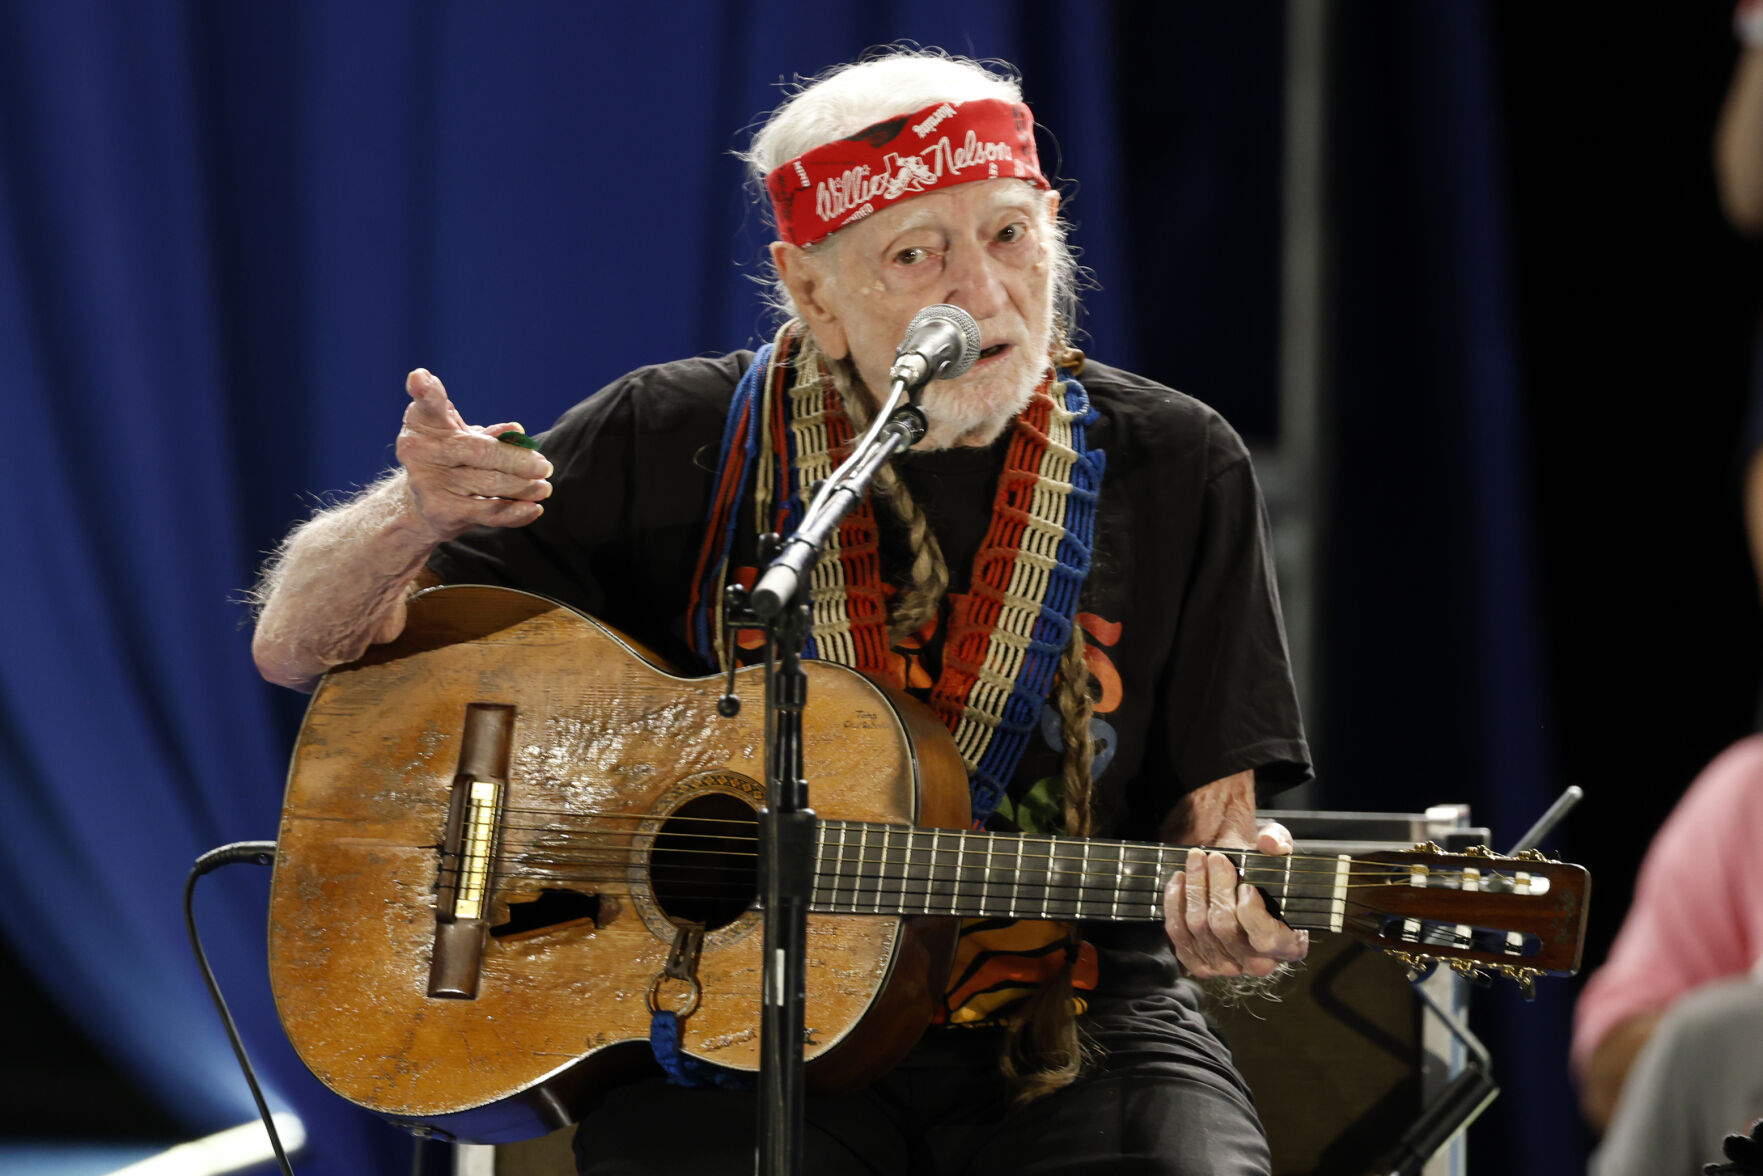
[741,52,1024,183]
[740,49,1080,335]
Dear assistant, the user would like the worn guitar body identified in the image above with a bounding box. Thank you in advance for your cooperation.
[271,585,1592,1146]
[268,585,968,1143]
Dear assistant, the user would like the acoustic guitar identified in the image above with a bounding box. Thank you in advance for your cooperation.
[267,585,1588,1144]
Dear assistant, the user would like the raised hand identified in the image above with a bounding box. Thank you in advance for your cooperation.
[397,368,553,541]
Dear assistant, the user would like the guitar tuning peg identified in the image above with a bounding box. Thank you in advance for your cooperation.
[1498,965,1542,1000]
[1390,950,1438,983]
[1460,844,1498,860]
[1409,840,1445,855]
[1513,848,1551,863]
[1449,958,1492,986]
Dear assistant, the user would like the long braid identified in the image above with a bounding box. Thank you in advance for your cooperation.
[998,617,1097,1103]
[1056,619,1096,838]
[869,463,951,643]
[803,329,1100,1103]
[803,332,953,644]
[1003,339,1097,1103]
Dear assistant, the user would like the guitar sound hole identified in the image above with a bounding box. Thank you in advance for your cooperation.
[650,793,758,930]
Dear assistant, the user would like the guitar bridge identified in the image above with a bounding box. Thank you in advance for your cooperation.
[428,703,515,999]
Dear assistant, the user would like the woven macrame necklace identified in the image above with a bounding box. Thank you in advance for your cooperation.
[688,322,1105,827]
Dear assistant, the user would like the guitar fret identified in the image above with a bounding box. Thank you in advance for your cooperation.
[1015,835,1029,916]
[1029,835,1043,916]
[874,826,887,913]
[856,825,869,912]
[815,825,831,910]
[931,828,946,914]
[1078,840,1092,919]
[953,831,966,916]
[1110,842,1124,920]
[1156,846,1175,919]
[980,833,992,917]
[834,823,849,912]
[902,825,916,916]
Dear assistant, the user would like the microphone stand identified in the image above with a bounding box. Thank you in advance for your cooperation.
[722,380,926,1176]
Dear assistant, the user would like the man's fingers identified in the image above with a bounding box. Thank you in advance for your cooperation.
[1182,849,1231,975]
[404,368,468,431]
[1205,852,1252,970]
[406,485,547,537]
[1163,872,1201,970]
[436,431,554,479]
[426,465,553,503]
[1256,821,1294,856]
[476,498,545,527]
[1164,847,1313,979]
[1237,883,1309,963]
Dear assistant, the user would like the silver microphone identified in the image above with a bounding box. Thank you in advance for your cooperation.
[887,304,982,396]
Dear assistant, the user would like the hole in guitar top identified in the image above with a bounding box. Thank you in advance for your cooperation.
[649,792,759,931]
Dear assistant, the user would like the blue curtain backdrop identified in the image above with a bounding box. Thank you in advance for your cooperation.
[0,2,1575,1173]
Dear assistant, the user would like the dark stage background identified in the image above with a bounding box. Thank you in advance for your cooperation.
[2,3,1759,1174]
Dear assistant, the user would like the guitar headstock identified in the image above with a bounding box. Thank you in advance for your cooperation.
[1339,842,1590,997]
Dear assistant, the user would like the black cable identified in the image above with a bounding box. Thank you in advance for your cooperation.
[184,840,296,1176]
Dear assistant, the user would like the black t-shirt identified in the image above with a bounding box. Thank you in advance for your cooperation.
[429,351,1310,846]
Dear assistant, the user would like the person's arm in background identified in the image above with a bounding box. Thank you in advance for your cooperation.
[1718,6,1763,598]
[1717,3,1763,235]
[1570,739,1763,1132]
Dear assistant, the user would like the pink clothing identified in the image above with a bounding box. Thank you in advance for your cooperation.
[1570,735,1763,1075]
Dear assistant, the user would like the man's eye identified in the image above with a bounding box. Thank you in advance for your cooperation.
[997,222,1027,243]
[894,247,928,265]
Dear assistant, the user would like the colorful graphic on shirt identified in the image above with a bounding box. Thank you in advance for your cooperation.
[935,918,1100,1027]
[1009,611,1125,837]
[939,609,1125,1026]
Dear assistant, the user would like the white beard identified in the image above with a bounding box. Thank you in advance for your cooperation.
[913,349,1046,450]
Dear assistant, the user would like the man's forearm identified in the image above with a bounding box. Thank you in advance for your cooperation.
[1578,1009,1664,1135]
[251,471,445,691]
[1717,49,1763,234]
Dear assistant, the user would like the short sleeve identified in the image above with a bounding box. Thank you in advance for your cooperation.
[1158,427,1312,800]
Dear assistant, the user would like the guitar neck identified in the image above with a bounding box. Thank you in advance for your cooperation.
[811,821,1348,931]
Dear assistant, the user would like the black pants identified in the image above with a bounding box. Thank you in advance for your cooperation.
[572,982,1271,1176]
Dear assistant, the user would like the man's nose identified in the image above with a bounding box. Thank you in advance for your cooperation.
[942,241,1007,321]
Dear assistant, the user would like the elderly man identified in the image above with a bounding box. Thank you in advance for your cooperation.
[254,51,1311,1176]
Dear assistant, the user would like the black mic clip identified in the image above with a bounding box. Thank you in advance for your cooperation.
[881,397,927,446]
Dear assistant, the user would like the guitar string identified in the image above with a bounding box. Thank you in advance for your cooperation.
[463,882,1501,955]
[440,852,1534,898]
[429,854,1527,953]
[439,852,1527,894]
[458,842,1544,888]
[479,806,1546,877]
[472,820,1535,878]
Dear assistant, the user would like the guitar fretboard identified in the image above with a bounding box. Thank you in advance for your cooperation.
[809,821,1351,932]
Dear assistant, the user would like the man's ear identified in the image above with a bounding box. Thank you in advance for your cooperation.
[771,241,848,360]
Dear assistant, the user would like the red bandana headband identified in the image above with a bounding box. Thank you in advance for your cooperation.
[765,97,1049,247]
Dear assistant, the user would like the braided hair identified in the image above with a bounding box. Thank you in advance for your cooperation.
[814,331,1098,1101]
